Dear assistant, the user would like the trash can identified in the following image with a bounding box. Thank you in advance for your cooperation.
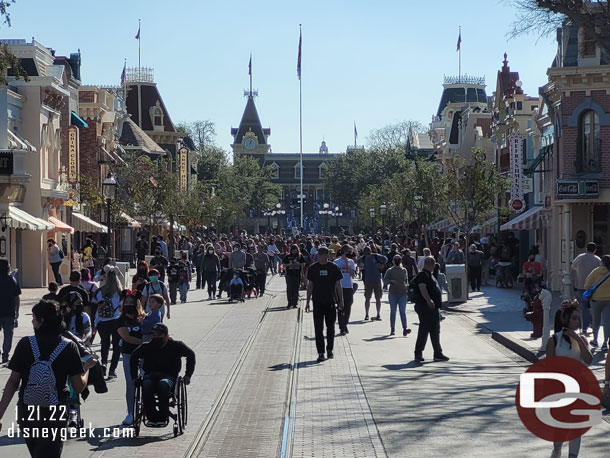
[445,264,467,303]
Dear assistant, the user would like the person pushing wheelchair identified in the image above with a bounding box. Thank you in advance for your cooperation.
[130,323,195,426]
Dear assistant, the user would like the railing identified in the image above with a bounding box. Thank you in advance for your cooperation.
[444,75,485,85]
[125,67,154,83]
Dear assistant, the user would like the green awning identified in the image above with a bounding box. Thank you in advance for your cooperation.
[71,111,89,128]
[525,145,551,176]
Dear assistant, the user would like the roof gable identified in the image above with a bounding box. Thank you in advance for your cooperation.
[126,83,176,132]
[232,95,269,145]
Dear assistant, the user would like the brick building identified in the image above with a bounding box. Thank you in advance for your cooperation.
[541,20,610,291]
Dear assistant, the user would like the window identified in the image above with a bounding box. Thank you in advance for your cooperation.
[578,110,601,172]
[149,101,164,130]
[582,29,596,58]
[516,101,523,111]
[316,189,324,202]
[319,162,328,179]
[294,164,301,179]
[269,162,279,179]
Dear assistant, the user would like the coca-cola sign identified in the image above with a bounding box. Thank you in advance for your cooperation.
[556,180,599,199]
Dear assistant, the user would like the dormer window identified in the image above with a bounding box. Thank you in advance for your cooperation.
[149,100,164,131]
[582,29,596,58]
[268,162,279,179]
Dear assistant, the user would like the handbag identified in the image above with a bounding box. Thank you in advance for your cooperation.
[582,271,610,308]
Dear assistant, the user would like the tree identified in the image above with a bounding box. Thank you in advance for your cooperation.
[0,1,28,84]
[444,153,509,235]
[367,120,426,149]
[509,1,610,59]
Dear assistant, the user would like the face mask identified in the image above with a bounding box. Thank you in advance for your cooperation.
[234,248,239,252]
[208,250,214,254]
[149,275,159,282]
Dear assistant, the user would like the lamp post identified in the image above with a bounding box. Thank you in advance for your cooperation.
[216,207,222,234]
[334,206,340,233]
[264,210,271,233]
[322,203,330,234]
[369,207,375,232]
[275,203,285,234]
[380,203,387,231]
[102,172,117,258]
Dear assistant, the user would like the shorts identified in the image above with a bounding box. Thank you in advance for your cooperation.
[364,281,382,300]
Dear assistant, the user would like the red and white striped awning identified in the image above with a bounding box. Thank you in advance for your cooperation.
[500,206,547,231]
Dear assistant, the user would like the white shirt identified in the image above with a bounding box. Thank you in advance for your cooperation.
[69,313,91,339]
[334,257,356,289]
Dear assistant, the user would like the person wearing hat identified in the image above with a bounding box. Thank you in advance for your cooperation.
[130,323,195,426]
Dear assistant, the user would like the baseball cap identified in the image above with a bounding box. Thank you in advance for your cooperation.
[151,323,169,335]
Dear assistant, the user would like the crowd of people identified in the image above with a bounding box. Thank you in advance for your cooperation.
[2,227,610,458]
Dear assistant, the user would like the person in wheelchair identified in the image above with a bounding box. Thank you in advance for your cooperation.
[130,323,195,426]
[228,270,245,302]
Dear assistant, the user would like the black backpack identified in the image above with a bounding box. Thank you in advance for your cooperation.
[97,297,115,319]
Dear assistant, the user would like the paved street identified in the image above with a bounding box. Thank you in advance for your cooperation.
[1,276,609,457]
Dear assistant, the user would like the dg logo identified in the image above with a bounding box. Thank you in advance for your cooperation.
[516,356,602,442]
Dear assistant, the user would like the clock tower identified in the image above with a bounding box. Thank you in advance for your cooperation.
[230,93,270,165]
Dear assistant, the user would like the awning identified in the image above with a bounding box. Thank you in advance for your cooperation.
[472,216,499,234]
[71,212,108,233]
[118,212,141,228]
[8,206,55,231]
[71,111,89,128]
[48,216,74,234]
[162,221,186,231]
[525,145,551,176]
[8,130,36,151]
[500,206,545,231]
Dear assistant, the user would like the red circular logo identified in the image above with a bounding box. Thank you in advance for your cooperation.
[516,356,602,442]
[511,199,524,211]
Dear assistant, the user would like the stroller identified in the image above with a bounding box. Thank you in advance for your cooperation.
[228,271,245,303]
[242,267,258,298]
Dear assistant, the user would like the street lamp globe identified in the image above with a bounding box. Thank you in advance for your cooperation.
[102,172,117,200]
[323,203,329,210]
[369,207,375,219]
[275,203,281,210]
[380,204,387,216]
[216,207,222,217]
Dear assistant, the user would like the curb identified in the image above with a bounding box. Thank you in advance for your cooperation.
[491,331,539,363]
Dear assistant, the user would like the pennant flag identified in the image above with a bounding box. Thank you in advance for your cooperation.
[456,31,461,51]
[354,122,358,139]
[297,29,302,80]
[248,54,252,76]
[135,25,140,40]
[120,61,126,86]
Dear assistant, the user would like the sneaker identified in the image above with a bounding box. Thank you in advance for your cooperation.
[339,330,346,336]
[590,339,599,347]
[107,371,118,379]
[364,315,369,321]
[122,414,133,426]
[327,352,334,359]
[317,353,325,362]
[433,354,450,362]
[390,329,395,336]
[101,365,107,377]
[403,328,412,337]
[602,342,608,352]
[374,316,382,321]
[345,328,349,334]
[414,355,424,362]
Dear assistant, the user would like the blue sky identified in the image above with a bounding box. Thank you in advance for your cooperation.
[3,0,557,153]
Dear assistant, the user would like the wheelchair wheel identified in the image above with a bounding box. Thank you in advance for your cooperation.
[180,376,188,427]
[176,377,186,434]
[133,383,143,437]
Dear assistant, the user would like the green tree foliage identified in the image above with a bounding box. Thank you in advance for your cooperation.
[0,1,28,84]
[444,153,510,234]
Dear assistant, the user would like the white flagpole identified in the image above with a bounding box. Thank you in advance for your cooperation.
[299,25,304,231]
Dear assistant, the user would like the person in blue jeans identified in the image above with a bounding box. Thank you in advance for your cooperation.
[383,255,411,336]
[130,323,195,426]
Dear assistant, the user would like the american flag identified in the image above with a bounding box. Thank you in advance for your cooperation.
[297,29,302,80]
[120,62,126,86]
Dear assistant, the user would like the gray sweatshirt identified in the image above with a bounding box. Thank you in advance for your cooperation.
[383,266,409,295]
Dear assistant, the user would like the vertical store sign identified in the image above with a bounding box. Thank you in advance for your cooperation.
[67,126,79,185]
[179,147,188,191]
[509,133,524,211]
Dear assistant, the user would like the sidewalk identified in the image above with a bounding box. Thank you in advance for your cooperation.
[446,282,608,405]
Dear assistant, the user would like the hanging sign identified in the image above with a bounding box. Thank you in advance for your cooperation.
[67,126,79,185]
[179,147,188,191]
[509,132,524,212]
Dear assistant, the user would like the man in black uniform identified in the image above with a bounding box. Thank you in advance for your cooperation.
[130,323,195,425]
[306,247,344,362]
[412,257,449,363]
